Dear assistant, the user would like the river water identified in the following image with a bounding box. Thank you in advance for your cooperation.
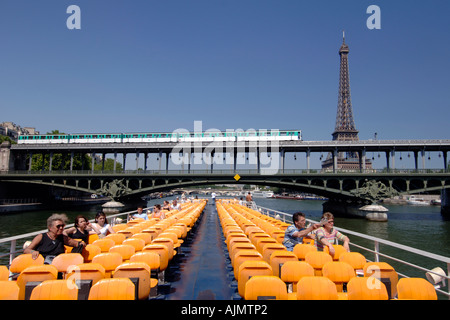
[1,196,449,293]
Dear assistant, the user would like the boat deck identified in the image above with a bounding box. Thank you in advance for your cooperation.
[165,201,234,300]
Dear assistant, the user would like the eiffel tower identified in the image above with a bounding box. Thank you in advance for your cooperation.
[322,33,372,170]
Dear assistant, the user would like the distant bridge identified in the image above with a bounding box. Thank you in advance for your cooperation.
[1,138,450,203]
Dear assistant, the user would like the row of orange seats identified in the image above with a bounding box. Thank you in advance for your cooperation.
[0,200,206,300]
[216,200,438,300]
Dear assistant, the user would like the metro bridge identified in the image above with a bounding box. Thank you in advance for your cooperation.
[1,138,450,206]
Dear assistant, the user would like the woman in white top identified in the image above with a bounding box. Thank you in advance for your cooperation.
[92,212,115,238]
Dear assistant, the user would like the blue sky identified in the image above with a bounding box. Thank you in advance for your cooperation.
[1,1,449,169]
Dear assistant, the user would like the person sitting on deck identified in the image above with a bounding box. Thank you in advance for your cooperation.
[314,212,350,256]
[91,212,115,238]
[151,204,166,220]
[283,212,320,251]
[130,206,149,220]
[63,215,101,243]
[24,213,85,264]
[171,199,181,211]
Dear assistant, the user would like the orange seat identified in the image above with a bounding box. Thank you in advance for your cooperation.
[142,244,169,271]
[293,244,317,261]
[280,261,314,292]
[324,245,348,261]
[322,261,356,292]
[244,276,288,300]
[347,277,389,300]
[296,276,338,300]
[66,262,105,283]
[152,238,175,260]
[237,261,273,298]
[30,279,78,300]
[338,252,367,275]
[87,233,99,244]
[233,250,264,280]
[255,238,278,255]
[0,266,9,281]
[131,233,153,245]
[114,262,157,300]
[92,238,116,253]
[397,278,437,300]
[109,245,136,262]
[112,223,128,232]
[123,238,146,252]
[88,278,135,300]
[0,280,20,300]
[261,243,286,262]
[269,251,298,278]
[9,254,44,275]
[305,251,332,276]
[363,262,398,299]
[16,265,58,300]
[105,233,126,245]
[81,244,101,263]
[229,243,256,265]
[51,253,84,277]
[130,252,161,275]
[91,252,123,278]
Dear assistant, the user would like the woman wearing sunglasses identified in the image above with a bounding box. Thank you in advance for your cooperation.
[24,213,85,264]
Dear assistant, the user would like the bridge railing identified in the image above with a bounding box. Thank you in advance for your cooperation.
[256,205,450,299]
[2,168,450,175]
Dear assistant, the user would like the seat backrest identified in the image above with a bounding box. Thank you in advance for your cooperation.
[9,254,44,274]
[305,251,332,276]
[81,244,101,262]
[92,238,116,253]
[233,250,264,280]
[338,252,367,272]
[66,263,106,286]
[123,238,146,252]
[142,244,169,271]
[269,251,298,277]
[280,261,314,291]
[113,262,151,300]
[0,280,20,300]
[105,233,126,245]
[151,238,175,260]
[0,265,9,281]
[363,262,398,299]
[237,261,273,298]
[296,276,338,300]
[16,265,59,300]
[293,244,317,261]
[130,252,161,271]
[346,277,388,300]
[397,278,437,300]
[30,279,78,300]
[244,276,288,300]
[131,233,153,245]
[262,243,286,262]
[324,245,348,261]
[51,253,84,274]
[322,261,356,292]
[88,278,135,300]
[255,238,278,254]
[109,245,136,261]
[91,252,123,276]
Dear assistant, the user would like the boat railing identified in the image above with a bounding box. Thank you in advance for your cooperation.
[256,205,450,299]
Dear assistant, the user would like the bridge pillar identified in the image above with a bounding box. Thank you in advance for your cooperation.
[443,151,448,170]
[0,141,14,172]
[306,149,310,172]
[441,189,450,216]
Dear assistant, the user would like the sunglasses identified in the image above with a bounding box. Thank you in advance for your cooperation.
[55,224,66,229]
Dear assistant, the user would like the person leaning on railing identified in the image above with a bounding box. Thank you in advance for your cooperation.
[314,212,350,256]
[23,213,85,264]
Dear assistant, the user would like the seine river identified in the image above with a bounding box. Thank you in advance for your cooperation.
[1,195,449,295]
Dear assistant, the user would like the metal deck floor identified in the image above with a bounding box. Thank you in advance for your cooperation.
[164,202,234,300]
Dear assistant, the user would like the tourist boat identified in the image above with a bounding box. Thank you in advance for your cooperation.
[406,195,430,206]
[0,198,447,302]
[250,188,274,198]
